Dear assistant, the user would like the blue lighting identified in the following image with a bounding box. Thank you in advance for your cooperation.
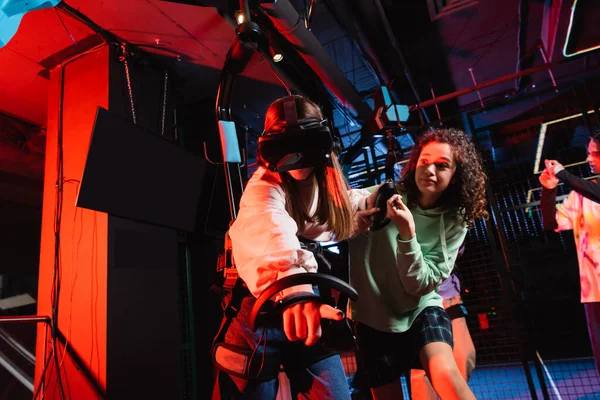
[0,0,62,48]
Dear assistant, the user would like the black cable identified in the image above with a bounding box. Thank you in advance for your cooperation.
[304,0,315,30]
[55,8,76,45]
[56,1,118,46]
[48,59,68,400]
[31,346,54,400]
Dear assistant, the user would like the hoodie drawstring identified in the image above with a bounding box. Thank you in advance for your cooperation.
[439,216,450,272]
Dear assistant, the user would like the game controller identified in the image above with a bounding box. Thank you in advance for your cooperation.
[370,181,397,231]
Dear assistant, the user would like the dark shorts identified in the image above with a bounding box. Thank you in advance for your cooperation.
[355,306,453,388]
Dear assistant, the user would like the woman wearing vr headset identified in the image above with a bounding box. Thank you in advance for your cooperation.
[214,95,376,399]
[349,127,488,399]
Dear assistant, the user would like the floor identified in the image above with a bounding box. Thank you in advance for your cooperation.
[341,353,600,399]
[469,358,600,399]
[275,354,600,399]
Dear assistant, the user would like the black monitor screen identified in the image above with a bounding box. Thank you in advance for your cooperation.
[77,107,206,232]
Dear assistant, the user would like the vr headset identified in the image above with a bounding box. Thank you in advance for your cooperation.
[257,96,334,172]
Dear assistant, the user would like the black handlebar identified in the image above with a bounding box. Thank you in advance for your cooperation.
[249,272,358,330]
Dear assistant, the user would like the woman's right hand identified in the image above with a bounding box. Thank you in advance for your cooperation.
[282,301,344,346]
[386,194,415,240]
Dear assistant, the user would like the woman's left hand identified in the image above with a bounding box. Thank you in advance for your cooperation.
[386,194,415,240]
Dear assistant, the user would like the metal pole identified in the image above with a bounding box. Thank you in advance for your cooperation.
[362,148,375,186]
[372,0,429,123]
[0,316,50,324]
[260,0,372,120]
[368,144,380,184]
[468,67,485,110]
[538,45,558,92]
[0,349,34,392]
[216,39,251,222]
[410,61,562,111]
[0,327,35,364]
[429,83,441,120]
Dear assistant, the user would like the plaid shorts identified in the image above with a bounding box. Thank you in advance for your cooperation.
[355,306,453,388]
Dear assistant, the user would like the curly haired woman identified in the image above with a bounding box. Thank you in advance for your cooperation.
[349,127,488,400]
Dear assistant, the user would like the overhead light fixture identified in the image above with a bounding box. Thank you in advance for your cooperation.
[267,39,284,63]
[235,11,244,25]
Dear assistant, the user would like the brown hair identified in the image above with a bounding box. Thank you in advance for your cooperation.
[262,95,356,240]
[591,128,600,143]
[398,127,489,227]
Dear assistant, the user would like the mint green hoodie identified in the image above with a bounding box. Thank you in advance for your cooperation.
[349,186,468,333]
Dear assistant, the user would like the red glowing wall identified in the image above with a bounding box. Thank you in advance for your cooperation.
[35,45,109,399]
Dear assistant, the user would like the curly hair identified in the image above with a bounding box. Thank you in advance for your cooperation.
[398,127,489,227]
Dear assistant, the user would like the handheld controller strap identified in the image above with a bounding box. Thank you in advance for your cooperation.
[370,182,397,231]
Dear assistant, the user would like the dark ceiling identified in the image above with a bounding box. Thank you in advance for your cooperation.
[1,0,600,183]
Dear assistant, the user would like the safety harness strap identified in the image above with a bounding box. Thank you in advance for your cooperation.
[213,343,282,381]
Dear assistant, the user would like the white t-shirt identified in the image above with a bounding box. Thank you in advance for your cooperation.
[555,190,600,303]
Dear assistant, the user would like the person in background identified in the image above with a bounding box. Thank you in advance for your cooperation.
[349,127,488,399]
[539,130,600,374]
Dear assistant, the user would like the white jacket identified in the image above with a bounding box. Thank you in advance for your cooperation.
[228,167,364,300]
